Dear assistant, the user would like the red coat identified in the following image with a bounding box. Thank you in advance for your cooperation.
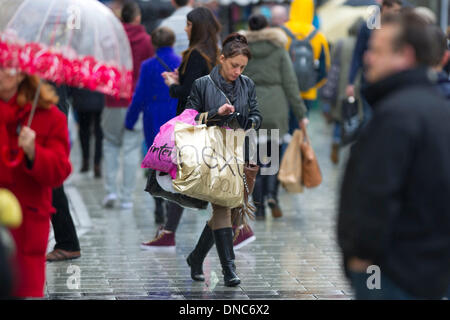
[0,95,72,297]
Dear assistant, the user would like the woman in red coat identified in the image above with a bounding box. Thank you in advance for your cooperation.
[0,68,72,298]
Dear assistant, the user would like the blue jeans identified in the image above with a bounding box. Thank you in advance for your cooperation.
[333,122,341,144]
[349,270,419,300]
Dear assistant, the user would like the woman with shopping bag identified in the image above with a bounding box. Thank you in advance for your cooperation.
[179,33,262,287]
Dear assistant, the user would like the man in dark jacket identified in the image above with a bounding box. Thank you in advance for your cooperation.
[338,11,450,299]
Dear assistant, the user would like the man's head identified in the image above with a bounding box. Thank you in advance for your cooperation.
[151,27,175,49]
[364,11,435,83]
[381,0,403,16]
[249,14,268,31]
[270,5,288,27]
[121,0,141,24]
[171,0,193,9]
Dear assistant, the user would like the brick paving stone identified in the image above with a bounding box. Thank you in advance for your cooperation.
[44,109,354,300]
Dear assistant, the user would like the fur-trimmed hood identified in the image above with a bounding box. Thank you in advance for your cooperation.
[240,27,288,49]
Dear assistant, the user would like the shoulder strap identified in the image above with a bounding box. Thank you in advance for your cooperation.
[305,28,318,42]
[279,25,296,40]
[207,75,231,105]
[155,55,172,72]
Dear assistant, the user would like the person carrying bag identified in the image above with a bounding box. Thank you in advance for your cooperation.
[176,33,262,287]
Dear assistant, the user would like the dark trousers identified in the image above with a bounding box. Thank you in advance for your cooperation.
[51,185,80,252]
[78,111,103,165]
[164,202,184,233]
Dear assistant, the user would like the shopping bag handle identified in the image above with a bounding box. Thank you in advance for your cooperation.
[301,125,311,145]
[197,112,208,125]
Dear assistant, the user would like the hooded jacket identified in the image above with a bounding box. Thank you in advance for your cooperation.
[241,27,307,137]
[283,0,330,100]
[105,23,154,107]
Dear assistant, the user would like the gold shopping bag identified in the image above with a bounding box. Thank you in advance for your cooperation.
[172,121,245,208]
[277,129,304,193]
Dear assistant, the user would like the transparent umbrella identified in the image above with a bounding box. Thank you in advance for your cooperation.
[0,0,133,99]
[0,0,133,167]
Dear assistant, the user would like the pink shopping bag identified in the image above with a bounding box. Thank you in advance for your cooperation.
[141,109,199,179]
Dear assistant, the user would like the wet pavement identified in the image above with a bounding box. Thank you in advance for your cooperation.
[44,108,354,300]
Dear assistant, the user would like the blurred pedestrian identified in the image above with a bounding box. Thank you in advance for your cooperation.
[185,33,262,287]
[429,25,450,100]
[141,6,221,251]
[338,11,450,300]
[71,88,104,178]
[241,14,307,220]
[125,27,181,224]
[345,0,403,127]
[159,0,194,56]
[0,71,72,298]
[102,0,154,209]
[46,85,81,262]
[281,0,330,134]
[270,5,288,27]
[323,18,364,164]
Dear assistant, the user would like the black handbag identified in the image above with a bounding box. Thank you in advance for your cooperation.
[341,96,363,146]
[144,169,208,210]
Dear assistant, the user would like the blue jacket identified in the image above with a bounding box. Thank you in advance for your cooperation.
[348,24,372,86]
[125,47,181,147]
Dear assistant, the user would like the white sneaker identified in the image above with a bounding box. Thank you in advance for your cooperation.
[102,193,117,208]
[120,201,133,210]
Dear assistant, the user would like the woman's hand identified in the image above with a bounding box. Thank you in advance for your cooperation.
[18,126,36,161]
[218,104,235,116]
[162,71,179,87]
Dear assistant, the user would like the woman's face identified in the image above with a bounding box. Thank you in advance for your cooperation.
[0,68,24,98]
[184,20,192,40]
[219,54,248,82]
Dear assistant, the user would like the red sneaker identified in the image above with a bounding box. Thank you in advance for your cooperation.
[141,227,176,252]
[233,225,256,250]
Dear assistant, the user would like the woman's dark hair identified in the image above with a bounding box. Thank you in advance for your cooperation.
[151,27,175,48]
[183,7,221,72]
[248,14,268,31]
[221,33,252,60]
[121,1,141,23]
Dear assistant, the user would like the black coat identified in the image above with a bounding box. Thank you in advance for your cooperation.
[169,49,211,116]
[70,87,105,113]
[185,66,262,130]
[338,68,450,299]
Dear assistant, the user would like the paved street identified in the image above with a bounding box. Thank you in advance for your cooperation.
[44,108,354,300]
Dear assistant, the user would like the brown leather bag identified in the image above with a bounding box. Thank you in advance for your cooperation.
[300,126,322,188]
[231,163,259,226]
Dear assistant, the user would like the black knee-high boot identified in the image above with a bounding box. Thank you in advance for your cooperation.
[266,174,282,218]
[187,223,215,281]
[213,228,240,287]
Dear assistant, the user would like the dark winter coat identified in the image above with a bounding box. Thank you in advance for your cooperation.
[185,65,262,130]
[70,87,105,113]
[338,68,450,299]
[241,27,306,137]
[169,49,212,116]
